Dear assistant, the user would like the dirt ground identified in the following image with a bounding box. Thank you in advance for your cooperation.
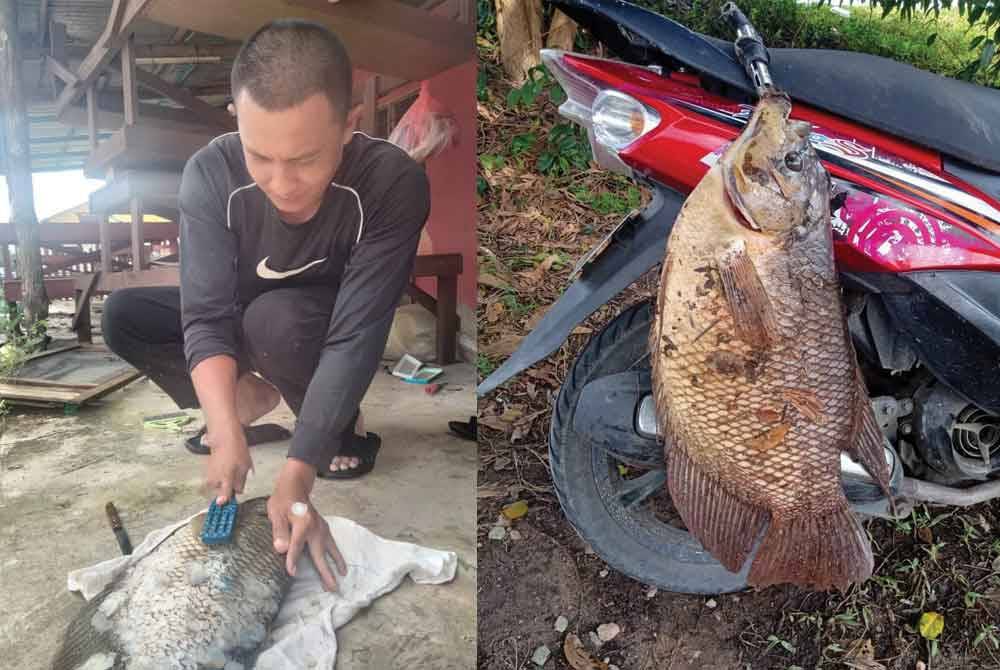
[476,19,1000,670]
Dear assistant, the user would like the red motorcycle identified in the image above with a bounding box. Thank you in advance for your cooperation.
[478,0,1000,593]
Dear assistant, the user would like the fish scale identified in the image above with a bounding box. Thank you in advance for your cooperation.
[51,497,291,670]
[650,94,892,591]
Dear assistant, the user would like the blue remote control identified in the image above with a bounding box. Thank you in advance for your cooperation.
[201,497,238,545]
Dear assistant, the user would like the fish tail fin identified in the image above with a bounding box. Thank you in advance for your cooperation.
[667,445,769,573]
[748,502,874,591]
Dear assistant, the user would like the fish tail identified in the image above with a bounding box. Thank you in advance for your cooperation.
[667,445,769,573]
[748,502,874,591]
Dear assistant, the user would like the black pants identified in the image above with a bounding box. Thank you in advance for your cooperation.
[102,286,337,417]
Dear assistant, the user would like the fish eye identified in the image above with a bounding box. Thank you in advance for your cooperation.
[784,152,803,172]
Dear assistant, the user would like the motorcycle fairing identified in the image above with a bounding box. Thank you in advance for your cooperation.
[551,0,1000,173]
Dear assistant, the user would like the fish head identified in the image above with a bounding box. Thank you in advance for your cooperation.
[721,94,827,234]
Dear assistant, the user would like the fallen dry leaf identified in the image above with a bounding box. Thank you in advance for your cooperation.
[502,500,529,520]
[481,334,522,357]
[916,525,933,544]
[564,633,609,670]
[486,301,505,324]
[479,273,513,291]
[842,639,886,670]
[479,417,508,432]
[477,486,506,498]
[918,612,944,640]
[518,254,561,286]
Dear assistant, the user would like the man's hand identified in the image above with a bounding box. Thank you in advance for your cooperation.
[205,421,253,504]
[268,459,348,591]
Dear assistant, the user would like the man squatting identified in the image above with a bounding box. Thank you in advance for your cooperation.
[102,20,431,590]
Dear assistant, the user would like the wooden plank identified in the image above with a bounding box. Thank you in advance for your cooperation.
[145,0,473,82]
[84,124,218,178]
[54,0,158,118]
[0,383,83,403]
[134,68,234,131]
[130,197,144,269]
[121,34,139,126]
[5,377,95,391]
[0,222,178,244]
[4,277,74,301]
[96,266,179,291]
[74,368,143,405]
[89,170,182,213]
[22,343,80,363]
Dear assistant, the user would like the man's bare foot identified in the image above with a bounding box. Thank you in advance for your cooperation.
[235,373,281,426]
[330,412,365,471]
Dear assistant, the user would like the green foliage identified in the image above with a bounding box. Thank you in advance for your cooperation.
[634,0,999,87]
[572,185,642,215]
[510,132,538,156]
[506,65,567,109]
[537,123,591,176]
[477,352,497,378]
[0,305,48,425]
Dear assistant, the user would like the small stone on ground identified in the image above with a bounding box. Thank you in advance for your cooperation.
[531,644,551,666]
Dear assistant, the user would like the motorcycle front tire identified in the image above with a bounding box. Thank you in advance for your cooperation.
[548,300,750,594]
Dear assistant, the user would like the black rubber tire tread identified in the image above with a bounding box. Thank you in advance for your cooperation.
[549,300,750,594]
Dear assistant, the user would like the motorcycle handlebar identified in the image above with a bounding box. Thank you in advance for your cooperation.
[720,2,775,96]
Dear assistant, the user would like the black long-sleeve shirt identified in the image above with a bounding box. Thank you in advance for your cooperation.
[178,131,431,467]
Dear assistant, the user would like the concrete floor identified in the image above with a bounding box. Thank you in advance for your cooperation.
[0,361,477,669]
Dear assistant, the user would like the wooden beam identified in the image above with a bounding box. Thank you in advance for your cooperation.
[53,0,157,119]
[145,0,473,81]
[37,0,50,47]
[134,67,234,131]
[362,76,377,136]
[45,55,77,85]
[86,86,98,150]
[378,81,421,110]
[0,222,178,245]
[99,213,112,273]
[61,97,220,133]
[130,196,145,270]
[106,0,129,49]
[121,34,139,126]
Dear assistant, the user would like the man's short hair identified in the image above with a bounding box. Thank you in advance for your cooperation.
[231,19,353,119]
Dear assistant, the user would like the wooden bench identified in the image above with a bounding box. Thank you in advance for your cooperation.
[72,252,463,364]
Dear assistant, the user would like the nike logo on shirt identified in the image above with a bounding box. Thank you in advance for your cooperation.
[256,256,328,280]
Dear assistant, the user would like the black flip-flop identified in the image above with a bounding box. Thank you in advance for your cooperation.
[184,423,292,455]
[448,416,477,442]
[316,432,382,480]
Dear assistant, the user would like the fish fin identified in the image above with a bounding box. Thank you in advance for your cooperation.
[748,503,874,591]
[666,444,769,573]
[848,365,895,505]
[716,240,779,350]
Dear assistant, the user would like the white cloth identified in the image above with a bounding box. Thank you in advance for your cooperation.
[67,514,458,669]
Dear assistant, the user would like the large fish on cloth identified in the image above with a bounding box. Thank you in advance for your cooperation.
[51,496,290,670]
[649,94,892,590]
